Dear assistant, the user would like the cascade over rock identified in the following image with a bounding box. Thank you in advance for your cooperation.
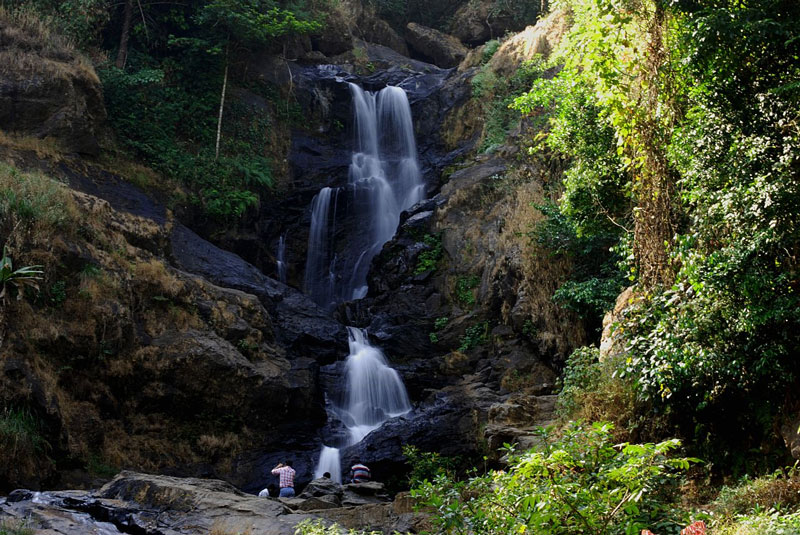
[304,83,424,309]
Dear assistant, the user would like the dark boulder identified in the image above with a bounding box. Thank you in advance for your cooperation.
[405,23,468,68]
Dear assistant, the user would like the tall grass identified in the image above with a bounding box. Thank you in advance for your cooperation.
[0,5,95,81]
[0,407,48,455]
[0,517,35,535]
[0,162,79,242]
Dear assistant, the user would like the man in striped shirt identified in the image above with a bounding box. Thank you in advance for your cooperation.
[271,460,296,497]
[349,463,371,483]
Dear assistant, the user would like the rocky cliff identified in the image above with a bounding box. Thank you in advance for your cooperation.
[0,3,581,499]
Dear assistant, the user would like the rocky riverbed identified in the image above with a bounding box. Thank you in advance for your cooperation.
[0,472,426,535]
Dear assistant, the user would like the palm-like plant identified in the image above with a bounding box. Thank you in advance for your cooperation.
[0,247,43,301]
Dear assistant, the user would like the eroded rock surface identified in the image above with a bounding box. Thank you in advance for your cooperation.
[405,23,468,68]
[0,472,421,535]
[0,16,106,154]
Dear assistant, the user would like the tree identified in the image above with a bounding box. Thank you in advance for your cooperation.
[192,0,320,159]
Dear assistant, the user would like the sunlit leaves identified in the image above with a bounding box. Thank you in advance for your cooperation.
[410,422,694,535]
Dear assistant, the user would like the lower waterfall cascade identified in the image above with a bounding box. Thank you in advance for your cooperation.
[314,327,412,482]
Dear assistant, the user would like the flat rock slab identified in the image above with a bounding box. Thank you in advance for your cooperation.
[0,472,424,535]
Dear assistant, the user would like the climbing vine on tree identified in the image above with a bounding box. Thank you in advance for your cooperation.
[516,0,800,466]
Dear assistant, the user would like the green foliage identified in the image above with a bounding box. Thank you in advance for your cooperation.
[196,0,320,45]
[711,466,800,519]
[411,421,696,535]
[0,247,43,301]
[429,316,449,344]
[48,280,66,307]
[403,445,459,489]
[415,233,443,274]
[475,58,545,152]
[0,407,48,457]
[294,519,379,535]
[513,0,800,469]
[3,0,110,47]
[714,510,800,535]
[0,163,74,235]
[455,275,480,307]
[87,453,118,479]
[532,201,626,331]
[557,346,603,417]
[100,61,276,220]
[481,39,501,64]
[13,0,321,222]
[458,321,488,351]
[555,346,638,433]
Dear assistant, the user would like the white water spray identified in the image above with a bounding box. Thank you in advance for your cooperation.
[276,232,287,284]
[313,327,411,480]
[314,445,342,484]
[304,84,424,310]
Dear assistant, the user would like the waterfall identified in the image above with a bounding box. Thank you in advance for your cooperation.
[341,327,412,444]
[314,446,342,484]
[304,187,337,306]
[314,327,411,481]
[304,84,424,310]
[276,232,287,284]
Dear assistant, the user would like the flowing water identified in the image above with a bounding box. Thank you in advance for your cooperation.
[304,84,424,310]
[309,83,420,481]
[276,232,287,284]
[314,327,411,481]
[314,445,343,484]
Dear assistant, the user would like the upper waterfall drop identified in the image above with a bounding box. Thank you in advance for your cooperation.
[304,83,424,310]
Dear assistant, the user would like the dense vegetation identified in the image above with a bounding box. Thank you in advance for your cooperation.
[515,0,800,470]
[4,0,320,221]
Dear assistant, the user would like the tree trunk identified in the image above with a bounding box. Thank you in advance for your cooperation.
[633,1,675,288]
[215,58,229,161]
[115,0,133,69]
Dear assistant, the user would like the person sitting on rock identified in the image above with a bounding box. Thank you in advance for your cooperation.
[257,483,278,498]
[349,462,371,483]
[272,460,296,497]
[322,472,331,479]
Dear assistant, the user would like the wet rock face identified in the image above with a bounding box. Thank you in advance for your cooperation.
[258,56,466,289]
[0,20,106,154]
[405,23,468,68]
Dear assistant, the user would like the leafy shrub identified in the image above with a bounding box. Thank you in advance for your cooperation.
[556,346,637,435]
[410,421,695,535]
[458,321,488,351]
[415,233,443,274]
[403,444,459,489]
[48,280,66,307]
[481,39,501,63]
[455,275,480,307]
[429,316,449,344]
